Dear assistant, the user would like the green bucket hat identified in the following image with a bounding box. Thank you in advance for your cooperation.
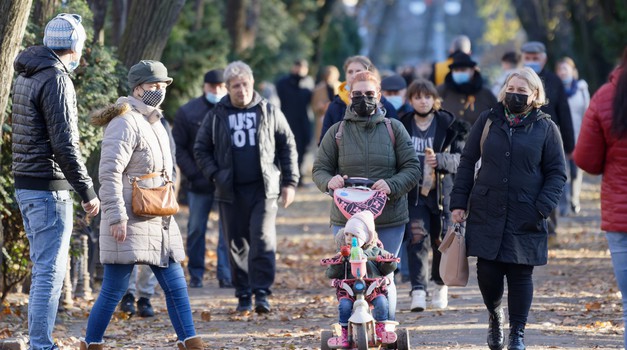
[128,60,173,89]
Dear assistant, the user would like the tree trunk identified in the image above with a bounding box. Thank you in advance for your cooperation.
[88,0,108,45]
[194,0,205,31]
[118,0,186,68]
[313,0,338,70]
[226,0,261,55]
[110,0,129,47]
[32,0,58,27]
[0,0,33,269]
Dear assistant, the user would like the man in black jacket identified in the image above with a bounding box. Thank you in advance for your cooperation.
[521,41,575,244]
[194,61,299,314]
[11,13,100,349]
[172,69,233,290]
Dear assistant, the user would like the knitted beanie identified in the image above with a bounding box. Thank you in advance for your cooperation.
[344,211,376,247]
[43,13,86,53]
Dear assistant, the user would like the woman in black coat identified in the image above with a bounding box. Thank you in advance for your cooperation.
[450,67,566,350]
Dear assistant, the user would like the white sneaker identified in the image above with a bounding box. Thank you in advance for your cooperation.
[410,290,426,312]
[431,284,448,309]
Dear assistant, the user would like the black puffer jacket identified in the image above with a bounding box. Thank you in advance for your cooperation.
[193,92,299,203]
[11,46,96,202]
[450,105,566,266]
[172,95,216,194]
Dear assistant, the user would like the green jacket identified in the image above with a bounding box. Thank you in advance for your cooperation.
[313,107,421,227]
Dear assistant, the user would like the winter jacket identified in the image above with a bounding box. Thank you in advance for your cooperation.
[574,68,627,233]
[437,71,498,126]
[313,106,421,228]
[91,96,185,266]
[275,73,313,154]
[538,69,575,154]
[318,82,399,144]
[326,246,397,279]
[450,105,567,266]
[193,92,299,203]
[399,109,469,213]
[172,95,216,194]
[11,45,96,202]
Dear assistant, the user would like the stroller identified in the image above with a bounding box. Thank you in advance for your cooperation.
[320,178,411,350]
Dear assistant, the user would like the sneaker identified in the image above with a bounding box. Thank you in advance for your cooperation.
[431,284,448,309]
[137,297,155,317]
[120,293,136,316]
[410,289,426,312]
[189,277,203,288]
[236,294,252,313]
[255,293,271,314]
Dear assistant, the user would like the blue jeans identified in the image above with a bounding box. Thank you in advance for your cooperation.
[85,261,195,343]
[332,224,405,320]
[606,232,627,348]
[338,296,388,326]
[16,189,73,350]
[186,191,231,282]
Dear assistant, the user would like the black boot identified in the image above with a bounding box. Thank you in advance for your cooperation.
[487,308,504,350]
[507,325,525,350]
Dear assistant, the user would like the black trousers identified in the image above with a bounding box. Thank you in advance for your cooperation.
[219,182,278,298]
[476,258,534,328]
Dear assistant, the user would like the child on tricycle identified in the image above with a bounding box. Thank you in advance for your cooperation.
[321,211,410,350]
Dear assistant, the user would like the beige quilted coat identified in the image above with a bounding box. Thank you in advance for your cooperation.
[92,96,184,266]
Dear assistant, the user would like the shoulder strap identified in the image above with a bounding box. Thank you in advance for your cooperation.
[479,117,492,155]
[335,120,345,148]
[335,118,396,148]
[384,118,396,146]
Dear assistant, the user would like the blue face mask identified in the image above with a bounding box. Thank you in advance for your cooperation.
[206,92,224,104]
[451,71,471,85]
[524,62,543,74]
[386,95,404,111]
[562,76,574,86]
[67,60,79,72]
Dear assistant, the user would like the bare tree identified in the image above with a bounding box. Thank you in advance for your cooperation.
[110,0,129,47]
[226,0,261,55]
[32,0,59,27]
[118,0,186,68]
[88,0,108,45]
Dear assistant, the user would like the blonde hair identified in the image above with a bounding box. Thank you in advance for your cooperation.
[497,67,547,108]
[343,55,373,74]
[556,56,579,80]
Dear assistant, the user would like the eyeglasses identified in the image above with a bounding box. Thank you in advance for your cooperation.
[351,90,377,98]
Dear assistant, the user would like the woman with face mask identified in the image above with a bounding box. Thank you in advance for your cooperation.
[313,71,421,321]
[82,60,204,350]
[555,57,590,216]
[437,52,498,126]
[449,67,567,350]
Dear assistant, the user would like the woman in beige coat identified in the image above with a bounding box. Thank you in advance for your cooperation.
[81,61,203,350]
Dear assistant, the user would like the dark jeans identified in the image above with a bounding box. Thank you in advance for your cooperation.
[476,258,534,328]
[186,191,231,282]
[406,202,444,292]
[219,182,278,298]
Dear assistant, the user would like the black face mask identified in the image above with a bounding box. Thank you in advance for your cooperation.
[504,92,530,114]
[415,108,433,118]
[351,95,377,117]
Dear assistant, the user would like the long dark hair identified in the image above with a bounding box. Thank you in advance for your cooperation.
[612,47,627,138]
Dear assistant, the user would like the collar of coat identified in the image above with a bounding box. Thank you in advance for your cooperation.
[343,104,387,129]
[90,96,163,127]
[490,103,550,128]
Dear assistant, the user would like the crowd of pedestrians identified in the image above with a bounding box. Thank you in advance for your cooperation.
[9,11,627,350]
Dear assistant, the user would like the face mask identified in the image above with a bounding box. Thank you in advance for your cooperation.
[67,60,79,72]
[452,71,471,84]
[142,88,166,107]
[562,76,574,86]
[386,95,403,111]
[415,108,433,118]
[504,92,530,114]
[205,92,224,104]
[351,95,377,117]
[524,62,542,74]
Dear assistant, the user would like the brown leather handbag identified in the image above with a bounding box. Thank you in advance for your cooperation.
[438,223,469,287]
[131,172,179,217]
